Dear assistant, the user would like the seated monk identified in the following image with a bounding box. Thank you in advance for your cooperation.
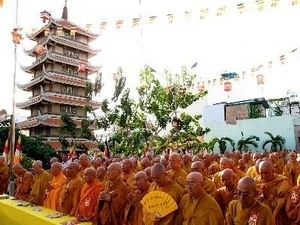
[76,168,103,222]
[178,172,224,225]
[123,171,150,225]
[0,156,9,195]
[93,162,129,225]
[29,160,51,205]
[59,162,84,216]
[13,163,33,201]
[226,176,275,225]
[43,162,67,210]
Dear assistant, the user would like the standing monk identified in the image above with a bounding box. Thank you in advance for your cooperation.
[286,182,300,224]
[0,156,9,194]
[226,176,275,225]
[58,162,84,216]
[78,154,92,179]
[283,152,300,186]
[29,160,51,205]
[13,163,33,201]
[122,158,135,193]
[123,171,150,225]
[259,160,292,225]
[43,162,66,210]
[96,166,107,186]
[143,163,183,225]
[167,153,187,188]
[178,172,224,225]
[94,162,129,225]
[76,168,103,222]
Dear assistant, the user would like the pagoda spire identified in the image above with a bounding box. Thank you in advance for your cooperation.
[62,0,68,20]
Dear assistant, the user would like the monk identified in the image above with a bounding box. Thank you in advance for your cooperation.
[122,158,135,193]
[143,163,183,225]
[0,156,9,194]
[78,154,93,179]
[76,168,103,222]
[246,152,261,178]
[43,162,67,210]
[29,160,51,205]
[286,182,300,224]
[226,176,275,225]
[213,157,232,189]
[94,162,129,225]
[123,171,150,225]
[215,169,238,215]
[13,163,33,201]
[190,161,217,197]
[96,166,107,186]
[283,152,300,186]
[259,160,292,225]
[144,167,152,183]
[181,154,192,173]
[167,153,187,188]
[140,158,151,170]
[58,162,84,216]
[178,172,224,224]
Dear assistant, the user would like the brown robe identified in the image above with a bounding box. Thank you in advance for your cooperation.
[29,170,51,205]
[14,170,33,201]
[0,165,9,194]
[286,185,300,225]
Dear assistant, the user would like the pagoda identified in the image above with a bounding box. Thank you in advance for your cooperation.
[16,1,101,150]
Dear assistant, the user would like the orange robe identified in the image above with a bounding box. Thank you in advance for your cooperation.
[178,192,224,225]
[260,174,292,225]
[226,200,275,225]
[94,179,129,225]
[283,162,300,186]
[58,175,84,216]
[167,168,187,188]
[182,162,191,174]
[203,177,217,198]
[122,171,135,193]
[143,180,183,225]
[14,170,33,201]
[215,186,238,215]
[0,165,9,194]
[76,181,103,221]
[246,165,258,178]
[124,187,149,225]
[43,171,66,210]
[286,185,300,224]
[29,170,51,205]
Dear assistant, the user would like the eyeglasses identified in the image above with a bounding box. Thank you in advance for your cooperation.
[186,181,202,187]
[236,190,253,197]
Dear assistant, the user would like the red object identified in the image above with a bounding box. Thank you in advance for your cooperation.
[35,45,45,55]
[224,81,232,92]
[78,62,86,72]
[256,74,264,85]
[11,28,23,44]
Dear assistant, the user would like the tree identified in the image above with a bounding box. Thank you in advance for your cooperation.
[262,131,285,152]
[210,137,235,154]
[237,135,259,151]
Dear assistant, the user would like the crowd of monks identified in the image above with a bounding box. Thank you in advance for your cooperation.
[1,149,300,224]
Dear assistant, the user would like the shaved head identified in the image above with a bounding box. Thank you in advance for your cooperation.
[187,172,203,183]
[32,160,42,167]
[238,176,256,191]
[151,163,166,174]
[222,168,235,177]
[259,160,276,182]
[135,171,147,180]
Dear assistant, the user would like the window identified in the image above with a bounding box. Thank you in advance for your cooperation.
[61,85,78,96]
[60,105,77,115]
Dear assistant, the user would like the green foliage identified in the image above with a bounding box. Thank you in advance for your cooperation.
[80,119,94,140]
[20,154,34,171]
[237,135,259,151]
[262,131,285,152]
[112,68,126,102]
[85,82,93,101]
[94,71,103,96]
[59,113,77,138]
[210,137,235,154]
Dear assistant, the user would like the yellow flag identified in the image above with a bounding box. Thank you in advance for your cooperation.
[0,0,3,7]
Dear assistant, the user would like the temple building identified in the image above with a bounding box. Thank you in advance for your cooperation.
[16,1,101,150]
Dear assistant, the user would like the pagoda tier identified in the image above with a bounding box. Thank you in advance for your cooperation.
[47,137,98,150]
[16,91,101,109]
[20,51,101,74]
[17,66,89,91]
[27,18,99,42]
[24,34,100,58]
[17,114,96,130]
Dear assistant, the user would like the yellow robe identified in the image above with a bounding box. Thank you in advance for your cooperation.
[43,171,66,210]
[178,192,224,225]
[202,177,217,198]
[215,186,238,215]
[122,171,135,193]
[260,174,292,225]
[283,162,300,186]
[14,170,33,201]
[143,180,183,225]
[0,165,9,194]
[286,185,300,224]
[226,200,275,225]
[58,175,84,216]
[29,170,51,205]
[246,165,258,178]
[167,168,187,188]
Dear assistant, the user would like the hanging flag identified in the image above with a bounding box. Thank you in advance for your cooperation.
[11,28,23,44]
[116,20,123,29]
[56,27,63,36]
[217,6,226,16]
[2,139,9,164]
[100,22,107,30]
[184,11,191,21]
[242,71,246,79]
[85,24,92,33]
[44,27,50,36]
[40,10,51,23]
[200,8,209,20]
[70,26,77,36]
[104,140,110,159]
[257,74,264,85]
[271,0,279,7]
[292,0,300,5]
[224,81,232,92]
[13,136,22,164]
[234,74,240,81]
[212,79,216,86]
[290,48,298,54]
[268,60,273,68]
[167,14,174,23]
[280,55,285,64]
[237,3,245,14]
[35,45,45,55]
[251,68,255,76]
[256,0,265,11]
[149,16,157,24]
[78,62,86,72]
[132,18,140,27]
[67,145,75,161]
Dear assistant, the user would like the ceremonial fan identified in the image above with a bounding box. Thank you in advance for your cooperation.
[140,190,178,218]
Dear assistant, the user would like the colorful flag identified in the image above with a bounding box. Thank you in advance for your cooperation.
[2,139,9,164]
[237,3,245,14]
[116,20,123,29]
[132,18,140,27]
[13,136,22,164]
[100,22,107,30]
[68,145,75,161]
[149,16,157,24]
[271,0,279,7]
[0,0,3,7]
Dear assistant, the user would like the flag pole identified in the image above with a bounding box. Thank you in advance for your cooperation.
[8,0,19,196]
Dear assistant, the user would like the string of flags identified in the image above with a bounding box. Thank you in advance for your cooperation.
[195,46,300,93]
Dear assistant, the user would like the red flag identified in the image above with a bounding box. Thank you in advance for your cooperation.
[14,136,22,164]
[2,139,9,164]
